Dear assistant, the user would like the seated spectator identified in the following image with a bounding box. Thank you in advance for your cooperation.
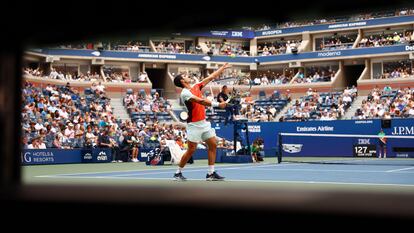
[138,72,148,82]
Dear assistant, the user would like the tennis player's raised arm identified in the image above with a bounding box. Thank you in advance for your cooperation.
[181,88,226,108]
[189,95,227,109]
[201,63,231,86]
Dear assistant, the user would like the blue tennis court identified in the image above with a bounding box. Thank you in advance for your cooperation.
[34,158,414,187]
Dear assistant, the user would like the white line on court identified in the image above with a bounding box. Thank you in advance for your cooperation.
[240,168,394,173]
[32,175,414,188]
[36,162,278,177]
[35,162,302,178]
[386,167,414,173]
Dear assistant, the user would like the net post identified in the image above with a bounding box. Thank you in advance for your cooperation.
[277,133,282,164]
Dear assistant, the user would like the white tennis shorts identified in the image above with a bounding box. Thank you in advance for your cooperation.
[186,120,216,143]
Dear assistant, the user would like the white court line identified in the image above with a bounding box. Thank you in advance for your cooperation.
[33,175,414,188]
[111,166,263,177]
[37,162,277,177]
[386,167,414,173]
[36,162,302,178]
[241,168,394,173]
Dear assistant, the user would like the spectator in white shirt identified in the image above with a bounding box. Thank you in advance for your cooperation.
[143,101,151,112]
[38,137,47,149]
[91,82,98,92]
[254,77,261,85]
[96,82,105,93]
[49,69,59,79]
[27,138,38,149]
[34,119,45,131]
[261,75,269,85]
[343,94,353,105]
[320,111,331,121]
[57,71,65,80]
[306,88,314,96]
[64,123,75,139]
[139,72,147,82]
[27,137,46,149]
[59,107,69,119]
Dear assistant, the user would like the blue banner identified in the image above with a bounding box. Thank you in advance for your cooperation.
[33,44,413,64]
[256,15,414,37]
[255,44,413,63]
[22,148,113,165]
[21,149,83,165]
[190,30,255,39]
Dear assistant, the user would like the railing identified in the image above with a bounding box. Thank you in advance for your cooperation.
[319,42,354,51]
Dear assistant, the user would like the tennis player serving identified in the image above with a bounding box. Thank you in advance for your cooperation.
[173,63,231,181]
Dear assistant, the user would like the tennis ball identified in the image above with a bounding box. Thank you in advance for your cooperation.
[230,54,236,58]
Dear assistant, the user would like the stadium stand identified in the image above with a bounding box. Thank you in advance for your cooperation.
[24,67,148,83]
[315,33,358,51]
[124,89,174,124]
[282,87,357,121]
[21,81,190,157]
[254,8,414,31]
[258,40,302,56]
[205,40,250,56]
[359,30,414,48]
[375,60,414,79]
[353,87,414,119]
[205,91,290,123]
[293,67,336,84]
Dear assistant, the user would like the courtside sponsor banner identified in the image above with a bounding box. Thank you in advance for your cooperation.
[21,149,83,165]
[22,148,112,165]
[81,148,112,163]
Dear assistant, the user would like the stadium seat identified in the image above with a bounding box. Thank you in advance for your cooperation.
[84,88,92,95]
[259,91,266,100]
[139,89,146,97]
[272,90,280,99]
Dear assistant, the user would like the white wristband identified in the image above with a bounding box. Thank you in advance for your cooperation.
[212,102,219,107]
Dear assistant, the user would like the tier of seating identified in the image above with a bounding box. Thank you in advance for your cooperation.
[124,88,173,123]
[353,87,414,119]
[282,89,355,121]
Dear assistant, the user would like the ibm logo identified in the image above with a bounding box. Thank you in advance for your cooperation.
[358,139,370,144]
[232,31,243,37]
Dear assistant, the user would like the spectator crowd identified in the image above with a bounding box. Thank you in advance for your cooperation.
[258,40,301,56]
[24,67,148,83]
[353,86,414,119]
[293,67,336,84]
[282,87,357,121]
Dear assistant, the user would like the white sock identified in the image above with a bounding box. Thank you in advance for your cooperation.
[208,165,215,175]
[176,167,183,174]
